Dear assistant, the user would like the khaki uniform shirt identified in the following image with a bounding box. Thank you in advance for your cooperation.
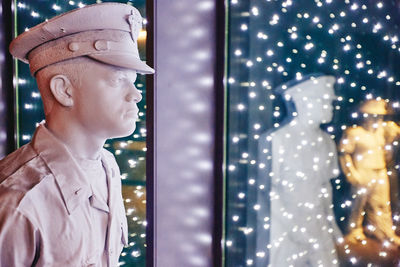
[0,123,128,266]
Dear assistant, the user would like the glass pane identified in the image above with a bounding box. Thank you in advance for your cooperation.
[224,1,400,266]
[14,0,148,265]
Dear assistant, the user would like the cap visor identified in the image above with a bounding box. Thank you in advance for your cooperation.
[89,53,154,74]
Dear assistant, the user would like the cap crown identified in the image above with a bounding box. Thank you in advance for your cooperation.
[10,3,154,75]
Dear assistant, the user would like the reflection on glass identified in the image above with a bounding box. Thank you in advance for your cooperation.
[339,99,400,246]
[224,0,400,266]
[13,1,147,266]
[257,75,341,266]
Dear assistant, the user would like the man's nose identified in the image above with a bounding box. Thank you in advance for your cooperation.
[126,84,142,103]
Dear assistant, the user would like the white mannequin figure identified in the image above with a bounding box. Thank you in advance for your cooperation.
[258,75,341,267]
[0,3,154,266]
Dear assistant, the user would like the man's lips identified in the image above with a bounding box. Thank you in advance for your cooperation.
[125,109,139,118]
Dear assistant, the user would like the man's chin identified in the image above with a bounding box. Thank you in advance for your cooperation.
[110,125,137,139]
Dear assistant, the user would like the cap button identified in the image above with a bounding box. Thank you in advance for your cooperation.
[94,40,109,51]
[68,42,79,52]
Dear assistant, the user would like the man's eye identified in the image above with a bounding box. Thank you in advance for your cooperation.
[111,77,123,83]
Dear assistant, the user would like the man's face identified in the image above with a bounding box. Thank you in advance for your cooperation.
[294,88,335,125]
[364,115,384,130]
[314,91,335,124]
[72,61,141,139]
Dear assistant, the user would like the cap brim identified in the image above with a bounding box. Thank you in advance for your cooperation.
[89,53,154,74]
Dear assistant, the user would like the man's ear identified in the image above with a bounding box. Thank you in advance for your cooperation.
[49,74,74,107]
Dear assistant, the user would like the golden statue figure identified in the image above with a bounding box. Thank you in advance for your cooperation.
[339,99,400,246]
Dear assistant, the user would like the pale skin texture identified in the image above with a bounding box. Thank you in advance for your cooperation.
[36,57,141,160]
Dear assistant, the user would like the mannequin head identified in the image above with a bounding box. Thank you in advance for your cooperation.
[9,3,154,157]
[10,3,153,130]
[36,57,141,139]
[359,99,387,131]
[285,75,336,127]
[362,115,384,131]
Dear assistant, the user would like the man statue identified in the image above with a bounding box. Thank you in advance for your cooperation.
[339,99,400,246]
[257,75,341,267]
[0,3,154,266]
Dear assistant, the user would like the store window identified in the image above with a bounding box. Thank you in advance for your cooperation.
[224,1,400,266]
[13,0,148,265]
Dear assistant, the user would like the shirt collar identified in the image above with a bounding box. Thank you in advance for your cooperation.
[31,122,93,215]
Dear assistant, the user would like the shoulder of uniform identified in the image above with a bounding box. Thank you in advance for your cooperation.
[0,143,37,180]
[0,192,37,228]
[385,121,400,128]
[0,185,44,231]
[0,145,52,210]
[101,147,120,169]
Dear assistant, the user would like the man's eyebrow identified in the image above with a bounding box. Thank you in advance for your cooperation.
[112,69,125,75]
[112,69,137,78]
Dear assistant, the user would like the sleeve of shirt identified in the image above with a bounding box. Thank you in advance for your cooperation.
[0,207,39,267]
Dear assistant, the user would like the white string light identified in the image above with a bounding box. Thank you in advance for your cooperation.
[226,0,400,266]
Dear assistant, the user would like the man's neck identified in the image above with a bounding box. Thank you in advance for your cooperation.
[291,117,321,132]
[45,117,105,160]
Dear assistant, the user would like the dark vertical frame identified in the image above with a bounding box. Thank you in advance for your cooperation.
[224,0,252,265]
[147,0,227,263]
[213,0,226,266]
[145,0,155,266]
[0,0,16,156]
[153,0,216,265]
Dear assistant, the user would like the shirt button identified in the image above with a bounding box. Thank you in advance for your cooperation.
[109,249,113,255]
